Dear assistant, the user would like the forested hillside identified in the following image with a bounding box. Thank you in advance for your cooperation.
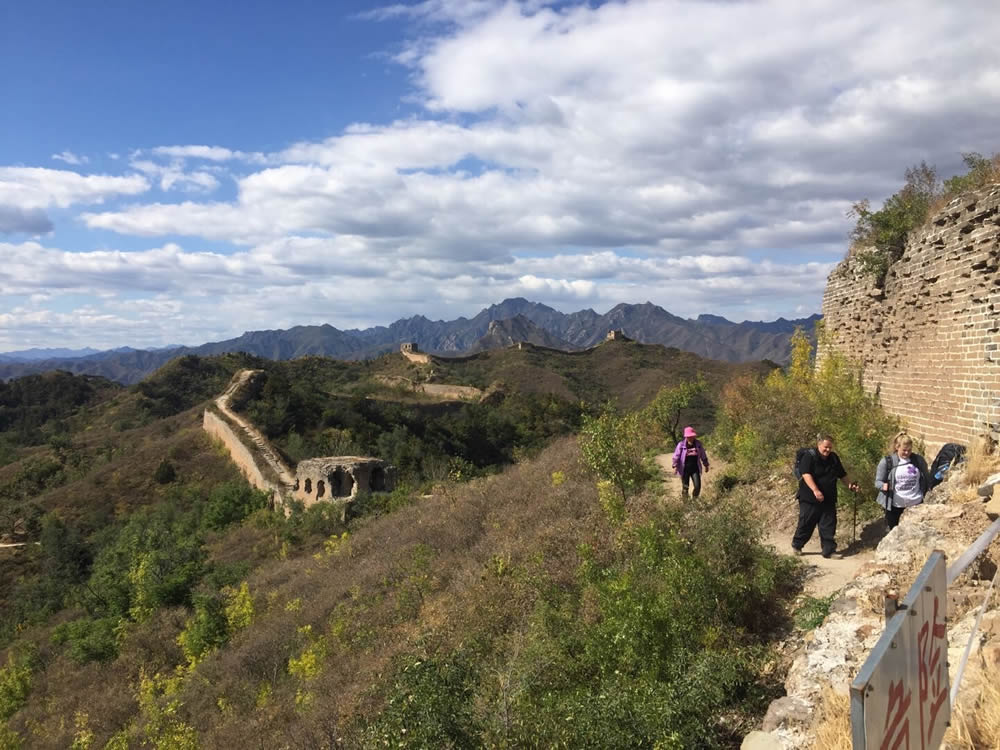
[1,344,793,748]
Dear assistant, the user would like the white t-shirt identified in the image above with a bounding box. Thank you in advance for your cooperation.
[892,459,923,508]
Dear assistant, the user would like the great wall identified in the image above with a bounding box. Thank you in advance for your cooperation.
[820,184,1000,453]
[203,369,394,518]
[205,332,639,514]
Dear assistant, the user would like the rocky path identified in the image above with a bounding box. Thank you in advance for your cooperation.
[655,452,875,598]
[768,529,874,598]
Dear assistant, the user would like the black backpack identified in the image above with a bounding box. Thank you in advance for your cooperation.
[929,443,965,488]
[794,447,815,481]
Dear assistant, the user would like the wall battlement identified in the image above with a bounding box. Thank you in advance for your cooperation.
[819,184,1000,452]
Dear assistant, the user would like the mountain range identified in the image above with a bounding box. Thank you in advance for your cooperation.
[0,298,820,384]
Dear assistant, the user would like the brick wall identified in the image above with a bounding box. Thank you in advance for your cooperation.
[819,184,1000,454]
[203,409,283,500]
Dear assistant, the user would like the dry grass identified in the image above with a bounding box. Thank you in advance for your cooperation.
[812,687,851,750]
[811,676,1000,749]
[947,670,1000,749]
[958,436,1000,490]
[168,436,608,747]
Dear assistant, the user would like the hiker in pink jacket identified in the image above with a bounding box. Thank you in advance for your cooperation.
[672,426,710,498]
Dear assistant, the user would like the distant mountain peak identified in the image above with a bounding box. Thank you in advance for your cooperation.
[0,300,821,384]
[472,315,574,353]
[696,314,732,325]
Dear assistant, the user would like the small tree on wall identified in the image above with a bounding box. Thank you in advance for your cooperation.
[847,153,1000,284]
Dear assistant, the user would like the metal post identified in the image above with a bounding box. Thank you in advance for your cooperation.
[883,588,899,621]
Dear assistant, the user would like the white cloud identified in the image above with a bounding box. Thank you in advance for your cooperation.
[0,205,53,234]
[129,159,220,193]
[0,236,829,348]
[0,167,149,210]
[83,0,1000,263]
[52,151,89,165]
[150,145,266,163]
[5,0,1000,347]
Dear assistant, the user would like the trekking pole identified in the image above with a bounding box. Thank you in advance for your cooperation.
[851,488,858,546]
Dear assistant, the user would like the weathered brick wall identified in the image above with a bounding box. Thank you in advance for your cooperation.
[203,409,283,499]
[819,184,1000,453]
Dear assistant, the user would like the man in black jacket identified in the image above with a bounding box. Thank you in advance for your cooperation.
[792,435,859,558]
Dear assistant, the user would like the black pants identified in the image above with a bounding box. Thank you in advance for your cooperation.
[792,500,837,556]
[681,468,702,498]
[885,506,904,530]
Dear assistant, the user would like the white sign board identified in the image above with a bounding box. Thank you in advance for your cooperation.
[851,551,950,750]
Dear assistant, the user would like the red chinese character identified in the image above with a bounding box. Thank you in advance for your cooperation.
[881,678,912,750]
[917,595,948,745]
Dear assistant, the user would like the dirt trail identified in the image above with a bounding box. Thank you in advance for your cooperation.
[655,452,875,598]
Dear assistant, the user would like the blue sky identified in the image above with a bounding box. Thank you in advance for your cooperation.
[1,0,412,160]
[2,0,999,350]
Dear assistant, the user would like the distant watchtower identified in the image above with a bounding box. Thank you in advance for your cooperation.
[400,342,431,364]
[606,329,631,342]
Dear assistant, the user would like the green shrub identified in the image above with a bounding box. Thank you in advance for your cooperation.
[350,485,416,519]
[178,594,229,665]
[0,723,22,750]
[579,407,652,505]
[713,328,899,497]
[848,154,1000,283]
[153,459,177,484]
[362,499,792,748]
[86,505,206,620]
[643,377,708,444]
[52,617,119,664]
[202,481,269,531]
[794,594,835,630]
[849,162,938,262]
[361,654,482,749]
[0,649,35,721]
[941,152,1000,198]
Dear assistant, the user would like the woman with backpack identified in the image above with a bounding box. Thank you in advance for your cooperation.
[672,426,709,498]
[875,432,932,530]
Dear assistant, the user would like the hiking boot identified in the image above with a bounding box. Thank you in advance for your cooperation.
[792,546,803,556]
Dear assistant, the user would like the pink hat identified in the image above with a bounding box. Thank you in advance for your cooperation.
[683,426,697,438]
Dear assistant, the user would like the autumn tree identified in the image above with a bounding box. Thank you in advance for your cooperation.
[644,376,708,444]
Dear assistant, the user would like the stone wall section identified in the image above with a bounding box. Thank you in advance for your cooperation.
[375,374,483,401]
[400,342,431,364]
[204,369,297,505]
[205,369,398,516]
[203,409,285,500]
[819,184,1000,453]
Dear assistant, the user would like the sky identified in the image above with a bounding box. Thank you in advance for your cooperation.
[2,0,999,351]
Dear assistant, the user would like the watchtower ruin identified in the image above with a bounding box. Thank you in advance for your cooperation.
[400,342,431,364]
[292,456,396,519]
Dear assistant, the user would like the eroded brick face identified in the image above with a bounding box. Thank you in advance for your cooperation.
[819,185,1000,454]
